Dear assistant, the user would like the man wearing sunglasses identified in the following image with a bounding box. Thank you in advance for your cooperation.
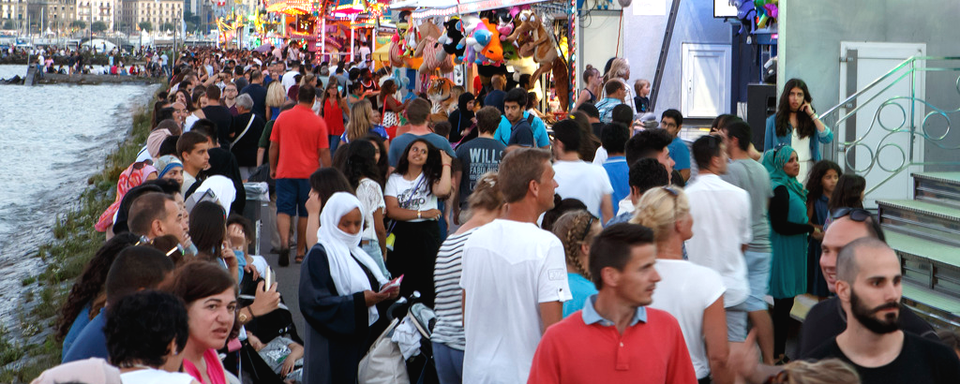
[797,208,936,357]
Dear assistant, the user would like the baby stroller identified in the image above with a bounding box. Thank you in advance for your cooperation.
[360,291,438,384]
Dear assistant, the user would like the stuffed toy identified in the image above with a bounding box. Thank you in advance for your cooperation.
[426,77,455,116]
[478,18,504,65]
[497,13,519,60]
[512,12,558,80]
[414,19,454,73]
[458,20,492,65]
[438,18,466,62]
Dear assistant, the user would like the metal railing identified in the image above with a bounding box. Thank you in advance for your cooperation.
[820,56,960,196]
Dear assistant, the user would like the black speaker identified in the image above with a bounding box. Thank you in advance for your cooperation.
[747,84,777,148]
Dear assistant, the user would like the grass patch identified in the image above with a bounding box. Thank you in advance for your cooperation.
[0,85,165,382]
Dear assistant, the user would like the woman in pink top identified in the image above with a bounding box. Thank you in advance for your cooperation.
[164,262,238,384]
[319,81,349,153]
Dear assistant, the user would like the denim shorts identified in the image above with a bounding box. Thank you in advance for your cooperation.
[743,250,772,312]
[275,178,310,216]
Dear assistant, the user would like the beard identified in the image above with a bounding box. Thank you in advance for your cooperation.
[850,288,901,334]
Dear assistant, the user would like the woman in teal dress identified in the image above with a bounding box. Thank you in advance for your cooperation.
[763,144,817,361]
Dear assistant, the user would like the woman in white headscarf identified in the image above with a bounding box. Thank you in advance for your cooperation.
[298,192,398,384]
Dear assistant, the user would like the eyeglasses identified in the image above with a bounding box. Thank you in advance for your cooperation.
[831,207,873,222]
[135,235,183,258]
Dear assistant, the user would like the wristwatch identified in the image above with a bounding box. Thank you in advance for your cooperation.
[238,310,249,324]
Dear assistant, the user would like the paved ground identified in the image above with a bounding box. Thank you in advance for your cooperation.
[264,247,307,338]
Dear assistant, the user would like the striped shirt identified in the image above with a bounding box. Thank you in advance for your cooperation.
[431,228,477,350]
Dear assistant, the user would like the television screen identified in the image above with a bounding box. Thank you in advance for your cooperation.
[715,0,738,18]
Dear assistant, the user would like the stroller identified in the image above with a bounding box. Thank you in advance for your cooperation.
[359,291,438,384]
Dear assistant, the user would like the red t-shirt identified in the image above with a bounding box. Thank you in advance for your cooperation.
[322,99,345,136]
[527,308,697,384]
[270,104,329,179]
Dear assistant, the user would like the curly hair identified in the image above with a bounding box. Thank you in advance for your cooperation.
[55,232,139,342]
[552,210,599,280]
[805,160,842,201]
[340,140,384,189]
[395,138,443,189]
[105,290,189,368]
[361,134,389,183]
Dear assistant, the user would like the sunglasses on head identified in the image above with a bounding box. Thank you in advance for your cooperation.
[831,207,873,222]
[772,142,788,157]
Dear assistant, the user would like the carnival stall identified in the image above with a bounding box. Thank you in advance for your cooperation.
[387,0,577,118]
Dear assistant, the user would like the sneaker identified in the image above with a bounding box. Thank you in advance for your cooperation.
[278,248,290,267]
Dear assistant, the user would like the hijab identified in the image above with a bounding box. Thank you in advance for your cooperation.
[95,161,158,232]
[762,144,807,200]
[155,155,183,179]
[452,92,476,141]
[317,192,388,325]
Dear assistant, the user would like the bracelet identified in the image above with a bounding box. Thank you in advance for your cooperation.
[417,210,422,219]
[442,163,451,167]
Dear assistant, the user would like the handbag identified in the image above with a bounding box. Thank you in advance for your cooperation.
[382,99,401,128]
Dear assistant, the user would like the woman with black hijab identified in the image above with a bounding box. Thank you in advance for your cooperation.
[447,92,476,145]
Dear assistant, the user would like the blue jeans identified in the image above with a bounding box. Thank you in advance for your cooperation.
[743,250,772,312]
[329,135,340,153]
[432,341,463,384]
[361,238,389,278]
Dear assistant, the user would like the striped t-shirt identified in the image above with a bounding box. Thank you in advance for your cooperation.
[431,228,477,350]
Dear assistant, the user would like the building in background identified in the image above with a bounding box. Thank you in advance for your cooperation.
[1,0,29,23]
[121,0,182,34]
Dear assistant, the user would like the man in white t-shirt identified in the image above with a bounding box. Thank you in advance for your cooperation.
[550,119,614,223]
[460,148,571,384]
[281,60,299,93]
[684,134,752,343]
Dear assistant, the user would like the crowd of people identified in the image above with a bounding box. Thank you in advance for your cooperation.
[31,44,960,384]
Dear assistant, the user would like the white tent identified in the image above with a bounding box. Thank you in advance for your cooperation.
[81,38,117,53]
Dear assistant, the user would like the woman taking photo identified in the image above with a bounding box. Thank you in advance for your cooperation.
[432,173,502,383]
[163,262,238,384]
[319,81,349,152]
[552,210,602,318]
[764,78,834,184]
[339,141,390,276]
[633,186,732,384]
[384,139,453,307]
[299,192,397,384]
[764,145,816,363]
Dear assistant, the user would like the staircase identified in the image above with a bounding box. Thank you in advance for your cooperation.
[878,172,960,329]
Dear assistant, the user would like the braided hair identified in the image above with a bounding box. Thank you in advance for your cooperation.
[552,210,599,280]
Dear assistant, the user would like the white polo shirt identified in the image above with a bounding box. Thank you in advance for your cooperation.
[460,219,571,384]
[684,173,752,307]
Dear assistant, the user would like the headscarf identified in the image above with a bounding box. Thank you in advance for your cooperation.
[316,192,388,325]
[155,155,183,179]
[95,161,158,232]
[453,92,476,139]
[146,119,181,159]
[762,144,807,200]
[191,175,237,216]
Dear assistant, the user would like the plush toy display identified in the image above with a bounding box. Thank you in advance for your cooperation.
[438,18,466,62]
[478,18,504,65]
[508,11,558,80]
[414,19,455,73]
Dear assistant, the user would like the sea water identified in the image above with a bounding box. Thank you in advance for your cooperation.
[0,64,158,329]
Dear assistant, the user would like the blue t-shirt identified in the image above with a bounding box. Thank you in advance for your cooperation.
[507,119,534,147]
[602,156,630,205]
[494,112,549,147]
[668,136,691,171]
[483,90,506,114]
[62,305,92,360]
[563,272,599,318]
[388,132,456,168]
[340,125,389,143]
[62,311,108,364]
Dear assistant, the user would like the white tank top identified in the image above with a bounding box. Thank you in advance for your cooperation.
[792,128,813,184]
[120,369,195,384]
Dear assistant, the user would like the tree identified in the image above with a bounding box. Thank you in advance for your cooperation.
[70,20,86,30]
[161,22,175,31]
[3,19,16,30]
[138,21,152,32]
[91,21,108,33]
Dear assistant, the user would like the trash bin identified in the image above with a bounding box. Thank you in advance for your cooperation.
[242,182,273,256]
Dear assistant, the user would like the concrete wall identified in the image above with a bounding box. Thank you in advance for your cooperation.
[780,0,960,168]
[620,0,732,117]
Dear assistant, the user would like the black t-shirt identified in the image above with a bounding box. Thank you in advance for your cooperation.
[805,332,960,384]
[455,137,506,209]
[229,113,266,167]
[798,297,938,357]
[484,90,506,114]
[240,83,268,121]
[202,105,235,147]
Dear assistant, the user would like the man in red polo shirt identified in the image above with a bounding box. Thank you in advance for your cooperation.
[527,223,697,384]
[269,83,331,266]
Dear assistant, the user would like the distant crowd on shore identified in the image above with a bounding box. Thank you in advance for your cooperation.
[28,41,960,384]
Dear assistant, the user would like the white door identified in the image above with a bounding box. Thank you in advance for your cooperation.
[681,43,732,118]
[838,42,925,208]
